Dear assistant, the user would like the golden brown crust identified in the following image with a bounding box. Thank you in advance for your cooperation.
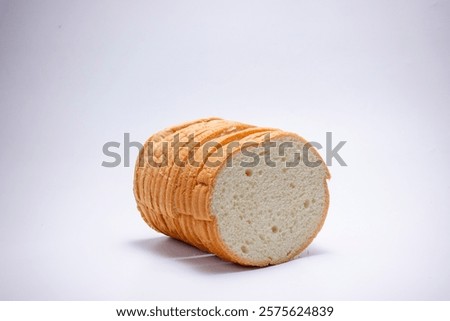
[133,118,330,267]
[134,117,218,233]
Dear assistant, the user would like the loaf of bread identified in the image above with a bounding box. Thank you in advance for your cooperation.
[133,118,330,266]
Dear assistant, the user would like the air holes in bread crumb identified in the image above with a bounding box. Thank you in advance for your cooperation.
[304,200,310,208]
[241,245,249,254]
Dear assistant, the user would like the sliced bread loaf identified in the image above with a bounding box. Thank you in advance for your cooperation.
[134,118,330,266]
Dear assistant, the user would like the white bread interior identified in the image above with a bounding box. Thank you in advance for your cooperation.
[211,136,329,266]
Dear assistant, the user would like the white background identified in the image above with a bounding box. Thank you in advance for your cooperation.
[0,0,449,300]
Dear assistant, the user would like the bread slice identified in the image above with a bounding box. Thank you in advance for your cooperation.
[134,118,330,266]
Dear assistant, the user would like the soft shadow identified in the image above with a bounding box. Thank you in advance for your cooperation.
[129,237,259,274]
[129,237,327,274]
[295,244,328,260]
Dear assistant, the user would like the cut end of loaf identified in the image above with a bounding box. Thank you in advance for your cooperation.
[211,136,329,266]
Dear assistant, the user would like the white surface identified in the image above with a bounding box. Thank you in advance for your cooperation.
[1,0,449,300]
